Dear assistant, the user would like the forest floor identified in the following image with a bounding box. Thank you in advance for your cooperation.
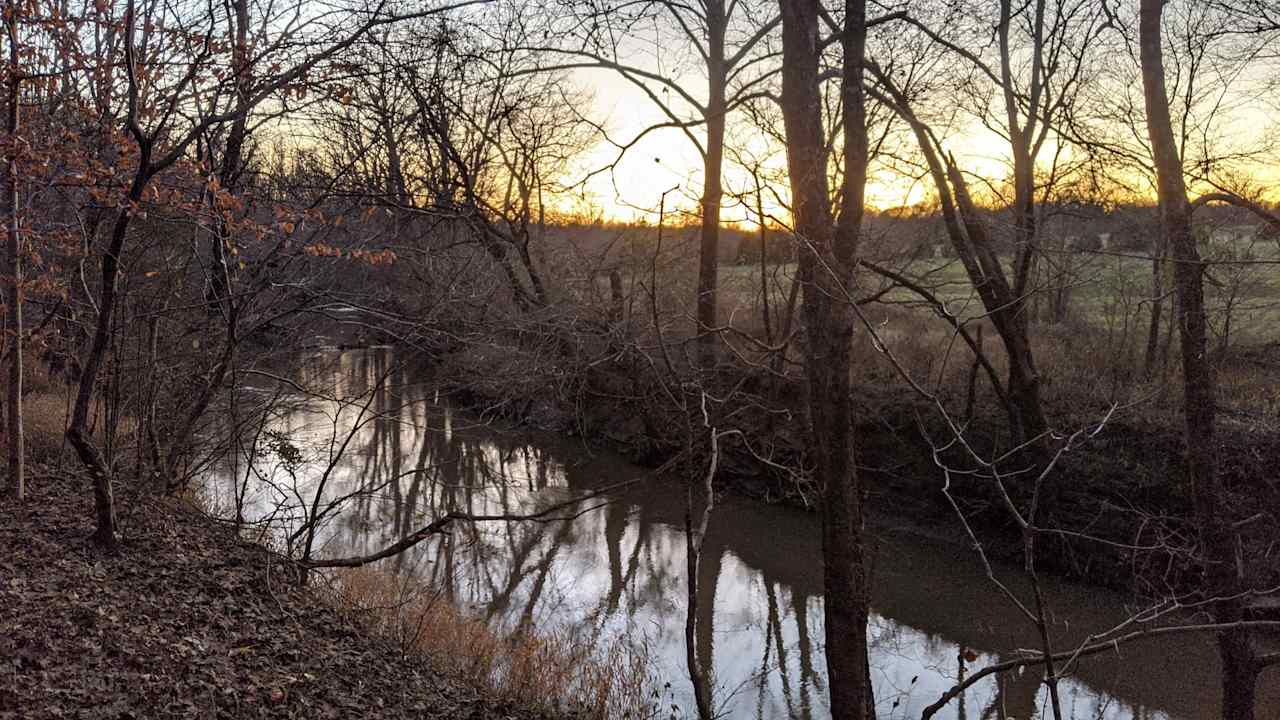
[0,471,543,720]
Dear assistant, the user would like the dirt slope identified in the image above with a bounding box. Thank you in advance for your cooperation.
[0,473,536,720]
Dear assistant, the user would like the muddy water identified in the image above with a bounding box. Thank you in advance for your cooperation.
[208,349,1279,720]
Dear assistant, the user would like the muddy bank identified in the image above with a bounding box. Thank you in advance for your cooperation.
[0,471,554,720]
[434,346,1280,593]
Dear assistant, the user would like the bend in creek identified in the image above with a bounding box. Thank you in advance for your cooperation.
[207,349,1280,720]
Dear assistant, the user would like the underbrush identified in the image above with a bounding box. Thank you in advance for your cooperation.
[400,290,1280,595]
[321,565,671,720]
[23,388,70,461]
[10,361,150,465]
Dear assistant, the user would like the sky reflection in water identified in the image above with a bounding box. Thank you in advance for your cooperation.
[207,349,1276,720]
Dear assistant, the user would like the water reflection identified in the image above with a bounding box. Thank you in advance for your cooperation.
[209,349,1278,720]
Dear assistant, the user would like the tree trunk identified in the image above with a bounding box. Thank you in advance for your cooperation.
[779,2,874,718]
[871,74,1049,448]
[1139,3,1257,718]
[1001,0,1049,449]
[757,178,772,345]
[947,163,1048,447]
[1144,234,1165,378]
[1005,330,1048,447]
[1053,247,1073,323]
[67,172,148,550]
[4,0,22,501]
[696,1,726,367]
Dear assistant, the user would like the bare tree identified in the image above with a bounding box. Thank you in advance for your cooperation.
[864,0,1111,448]
[3,0,21,500]
[61,0,478,549]
[1073,0,1278,377]
[307,11,596,318]
[778,1,874,717]
[527,0,780,363]
[1140,2,1280,717]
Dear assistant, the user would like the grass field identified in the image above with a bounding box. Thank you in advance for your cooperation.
[708,247,1280,426]
[717,247,1280,347]
[577,234,1280,424]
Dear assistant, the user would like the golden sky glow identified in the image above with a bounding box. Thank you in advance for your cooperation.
[559,62,1279,226]
[565,68,1066,226]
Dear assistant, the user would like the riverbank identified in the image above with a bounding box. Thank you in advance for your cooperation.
[0,470,552,720]
[436,342,1280,594]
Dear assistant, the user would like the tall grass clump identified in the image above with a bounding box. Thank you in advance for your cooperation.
[324,566,670,720]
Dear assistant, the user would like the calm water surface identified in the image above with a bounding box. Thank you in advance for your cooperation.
[207,349,1280,720]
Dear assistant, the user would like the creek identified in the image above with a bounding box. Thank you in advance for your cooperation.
[206,348,1280,720]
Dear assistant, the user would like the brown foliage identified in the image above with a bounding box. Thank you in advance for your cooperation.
[325,566,664,720]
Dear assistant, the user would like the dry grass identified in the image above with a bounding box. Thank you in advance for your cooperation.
[840,303,1230,430]
[3,361,73,462]
[323,566,667,720]
[8,360,147,467]
[1215,353,1280,420]
[23,389,71,462]
[715,254,1280,423]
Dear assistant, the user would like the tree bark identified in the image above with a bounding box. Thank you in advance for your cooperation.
[696,0,727,367]
[4,0,22,501]
[205,0,250,320]
[779,1,874,718]
[66,202,138,550]
[1139,3,1257,718]
[1144,234,1165,378]
[947,162,1048,446]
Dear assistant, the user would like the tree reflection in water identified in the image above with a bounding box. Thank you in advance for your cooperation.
[206,349,1277,720]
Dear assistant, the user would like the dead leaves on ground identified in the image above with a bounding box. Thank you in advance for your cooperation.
[0,474,537,720]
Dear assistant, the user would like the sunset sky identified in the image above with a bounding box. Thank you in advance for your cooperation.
[565,65,948,224]
[559,56,1279,226]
